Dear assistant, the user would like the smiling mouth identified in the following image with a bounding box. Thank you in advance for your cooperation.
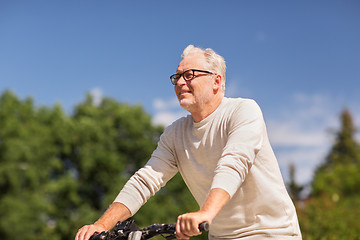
[178,91,192,97]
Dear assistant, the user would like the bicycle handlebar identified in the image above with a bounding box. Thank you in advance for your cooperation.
[89,219,209,240]
[198,221,210,232]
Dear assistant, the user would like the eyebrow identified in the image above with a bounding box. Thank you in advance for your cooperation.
[176,69,191,74]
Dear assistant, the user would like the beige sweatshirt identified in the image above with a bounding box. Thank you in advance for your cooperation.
[114,97,302,239]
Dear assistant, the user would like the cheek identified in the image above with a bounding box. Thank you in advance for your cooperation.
[196,83,212,100]
[174,86,179,94]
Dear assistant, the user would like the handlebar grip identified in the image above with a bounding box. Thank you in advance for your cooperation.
[199,221,209,232]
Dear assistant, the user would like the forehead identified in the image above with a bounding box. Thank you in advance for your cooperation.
[177,53,207,72]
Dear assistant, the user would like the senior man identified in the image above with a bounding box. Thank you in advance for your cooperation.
[75,45,302,240]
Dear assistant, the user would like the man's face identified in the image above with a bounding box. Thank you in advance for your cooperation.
[174,54,215,113]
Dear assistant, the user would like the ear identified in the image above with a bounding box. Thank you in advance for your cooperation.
[213,74,222,93]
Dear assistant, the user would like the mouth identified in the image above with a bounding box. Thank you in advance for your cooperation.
[178,90,192,98]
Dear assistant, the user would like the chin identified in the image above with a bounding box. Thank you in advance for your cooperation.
[179,99,194,110]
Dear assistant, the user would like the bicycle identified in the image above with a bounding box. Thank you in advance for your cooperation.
[89,219,209,240]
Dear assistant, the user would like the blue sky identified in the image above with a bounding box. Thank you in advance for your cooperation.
[1,0,359,188]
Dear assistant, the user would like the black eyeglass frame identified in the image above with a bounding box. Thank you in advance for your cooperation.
[170,69,216,85]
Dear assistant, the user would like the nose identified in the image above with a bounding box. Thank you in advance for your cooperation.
[176,75,187,86]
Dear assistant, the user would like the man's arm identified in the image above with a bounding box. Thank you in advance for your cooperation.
[75,202,132,240]
[176,188,230,239]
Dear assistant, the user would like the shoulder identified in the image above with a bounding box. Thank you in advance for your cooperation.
[222,97,262,117]
[221,97,265,133]
[162,114,192,136]
[223,97,258,106]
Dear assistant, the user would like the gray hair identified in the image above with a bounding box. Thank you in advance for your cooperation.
[182,45,226,92]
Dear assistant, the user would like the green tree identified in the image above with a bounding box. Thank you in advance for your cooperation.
[0,91,65,240]
[0,90,202,240]
[67,94,167,237]
[71,94,204,239]
[298,108,360,239]
[312,108,360,197]
[287,163,303,202]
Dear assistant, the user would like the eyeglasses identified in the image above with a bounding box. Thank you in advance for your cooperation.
[170,69,215,85]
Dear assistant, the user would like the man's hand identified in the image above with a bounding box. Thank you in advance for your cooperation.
[176,188,231,239]
[74,203,132,240]
[75,223,106,240]
[176,211,210,239]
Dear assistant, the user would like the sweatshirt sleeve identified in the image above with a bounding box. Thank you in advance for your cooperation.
[113,125,178,215]
[211,99,265,197]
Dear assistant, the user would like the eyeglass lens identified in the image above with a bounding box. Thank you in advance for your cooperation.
[183,70,194,81]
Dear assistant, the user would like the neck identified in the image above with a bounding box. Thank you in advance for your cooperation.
[191,95,223,122]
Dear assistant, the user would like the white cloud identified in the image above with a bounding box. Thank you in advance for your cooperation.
[225,76,253,99]
[256,32,267,42]
[153,97,179,111]
[266,92,349,186]
[90,87,103,106]
[151,92,359,191]
[225,80,240,98]
[267,92,337,147]
[267,120,328,147]
[276,146,329,185]
[153,111,188,126]
[152,97,187,126]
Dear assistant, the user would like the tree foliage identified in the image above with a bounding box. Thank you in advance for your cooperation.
[287,162,304,202]
[312,108,360,198]
[0,90,203,240]
[5,89,359,240]
[297,108,360,239]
